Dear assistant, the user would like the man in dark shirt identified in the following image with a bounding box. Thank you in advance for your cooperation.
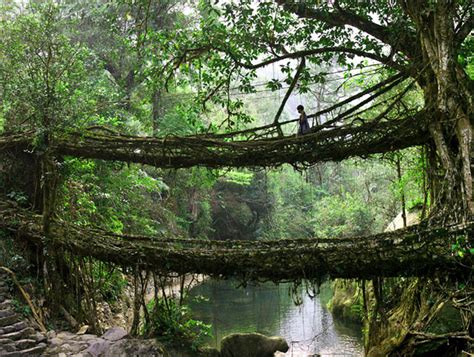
[297,105,310,135]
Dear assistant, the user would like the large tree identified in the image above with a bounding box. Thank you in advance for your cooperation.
[149,0,473,222]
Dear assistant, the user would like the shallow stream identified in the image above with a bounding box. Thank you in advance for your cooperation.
[187,279,364,356]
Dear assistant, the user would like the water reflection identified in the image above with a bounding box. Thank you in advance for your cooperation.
[187,279,363,356]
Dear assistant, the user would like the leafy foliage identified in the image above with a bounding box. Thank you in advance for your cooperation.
[0,3,107,132]
[144,297,211,351]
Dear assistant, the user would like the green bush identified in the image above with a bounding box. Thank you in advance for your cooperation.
[313,192,374,238]
[144,297,211,351]
[92,263,127,303]
[12,298,32,318]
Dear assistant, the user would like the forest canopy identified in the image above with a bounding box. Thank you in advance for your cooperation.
[0,0,472,231]
[0,0,471,280]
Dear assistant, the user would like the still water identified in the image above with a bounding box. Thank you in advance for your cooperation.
[187,279,364,357]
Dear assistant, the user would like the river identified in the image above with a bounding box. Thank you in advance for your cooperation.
[187,279,364,356]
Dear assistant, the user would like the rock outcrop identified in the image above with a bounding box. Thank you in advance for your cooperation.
[43,327,165,357]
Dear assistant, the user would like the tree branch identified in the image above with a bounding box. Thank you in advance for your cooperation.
[312,74,407,129]
[273,57,306,128]
[274,0,418,60]
[410,331,474,343]
[189,71,407,140]
[201,79,227,110]
[232,46,405,71]
[455,14,473,46]
[308,71,407,122]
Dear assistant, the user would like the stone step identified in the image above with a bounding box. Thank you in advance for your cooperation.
[2,342,47,356]
[0,337,14,345]
[1,341,16,352]
[3,338,37,352]
[0,327,35,341]
[0,309,15,319]
[0,300,12,310]
[0,314,19,328]
[0,321,27,335]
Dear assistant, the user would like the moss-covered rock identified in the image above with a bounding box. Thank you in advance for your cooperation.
[328,280,363,325]
[219,333,289,357]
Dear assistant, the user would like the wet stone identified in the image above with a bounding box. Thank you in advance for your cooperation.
[0,309,15,319]
[1,327,35,341]
[13,338,36,350]
[102,327,128,341]
[0,337,14,345]
[3,342,47,356]
[49,337,63,346]
[85,338,111,357]
[0,314,18,327]
[3,321,27,334]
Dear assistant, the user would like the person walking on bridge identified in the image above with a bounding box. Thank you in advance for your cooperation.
[297,105,310,135]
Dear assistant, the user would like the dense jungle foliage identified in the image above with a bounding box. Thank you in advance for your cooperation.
[0,1,428,241]
[0,0,472,355]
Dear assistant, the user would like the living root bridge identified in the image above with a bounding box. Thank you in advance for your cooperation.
[0,115,428,169]
[1,199,471,282]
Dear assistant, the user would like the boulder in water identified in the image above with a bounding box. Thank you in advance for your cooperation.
[220,332,289,357]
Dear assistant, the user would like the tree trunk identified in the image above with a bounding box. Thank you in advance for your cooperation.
[364,5,474,353]
[405,0,473,223]
[152,89,165,136]
[396,156,407,227]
